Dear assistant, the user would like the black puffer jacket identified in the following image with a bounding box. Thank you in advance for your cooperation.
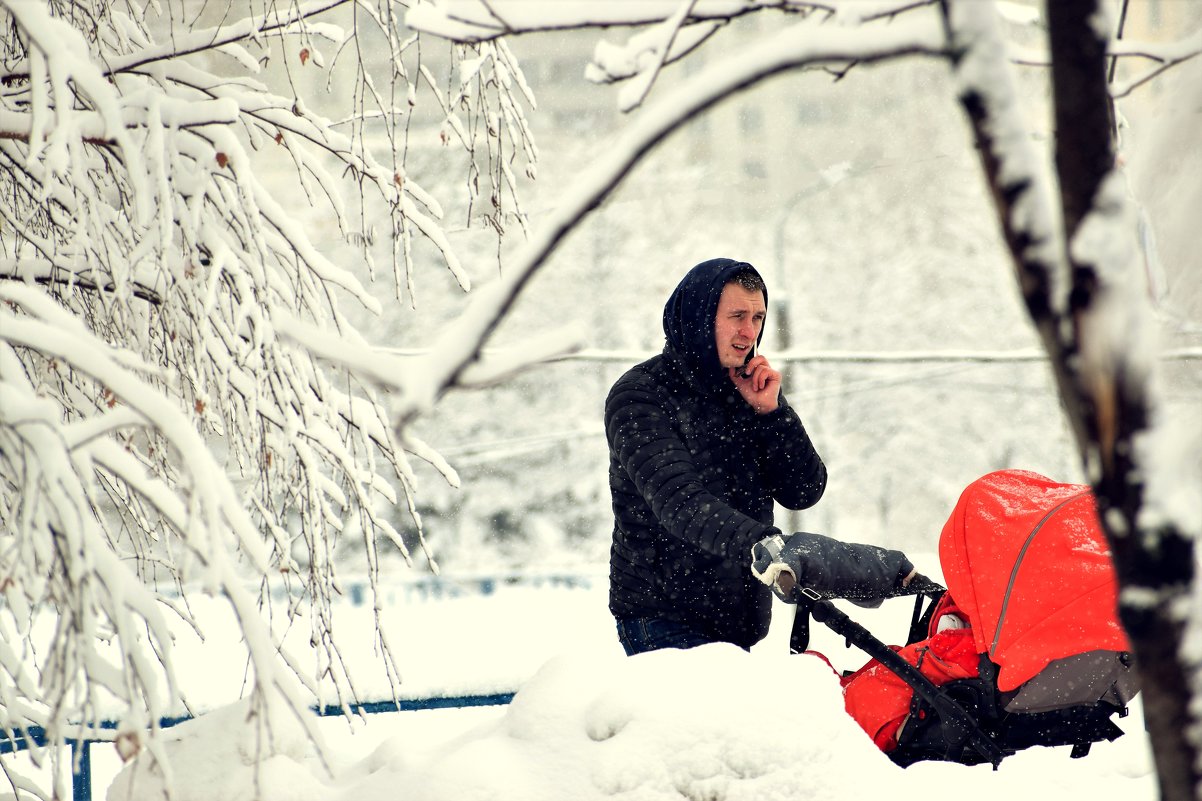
[606,258,827,648]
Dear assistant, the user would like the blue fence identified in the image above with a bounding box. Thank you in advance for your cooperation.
[344,572,599,604]
[0,692,516,801]
[0,571,597,799]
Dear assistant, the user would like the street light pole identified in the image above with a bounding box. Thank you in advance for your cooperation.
[770,165,859,531]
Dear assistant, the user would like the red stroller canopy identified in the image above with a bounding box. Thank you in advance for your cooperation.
[938,470,1130,692]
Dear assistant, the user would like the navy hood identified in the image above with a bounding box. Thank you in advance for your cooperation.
[662,258,768,388]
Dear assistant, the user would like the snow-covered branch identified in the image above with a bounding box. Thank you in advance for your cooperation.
[0,259,164,305]
[985,23,1202,101]
[0,0,536,786]
[0,0,349,89]
[407,0,836,42]
[1109,28,1202,98]
[414,0,933,114]
[938,1,1069,356]
[388,8,945,425]
[4,0,1194,797]
[586,19,722,90]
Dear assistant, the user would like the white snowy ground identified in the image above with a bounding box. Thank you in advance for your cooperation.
[97,563,1155,801]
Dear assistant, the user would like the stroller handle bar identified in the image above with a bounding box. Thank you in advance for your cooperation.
[805,591,1006,768]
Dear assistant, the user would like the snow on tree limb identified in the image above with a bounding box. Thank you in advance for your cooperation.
[407,0,835,42]
[1,288,272,574]
[942,2,1201,797]
[0,99,242,144]
[2,284,361,774]
[939,1,1070,355]
[277,314,588,394]
[603,0,705,112]
[1109,27,1202,98]
[587,19,722,91]
[587,20,721,88]
[1,344,184,742]
[0,0,536,784]
[392,8,946,426]
[6,0,1192,797]
[97,0,351,76]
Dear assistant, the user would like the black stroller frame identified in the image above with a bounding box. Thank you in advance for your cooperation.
[789,583,1131,769]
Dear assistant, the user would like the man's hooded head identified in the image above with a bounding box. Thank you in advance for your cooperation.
[662,258,768,386]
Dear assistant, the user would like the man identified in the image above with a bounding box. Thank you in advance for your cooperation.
[606,258,914,655]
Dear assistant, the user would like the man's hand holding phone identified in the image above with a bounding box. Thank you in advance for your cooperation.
[729,352,780,414]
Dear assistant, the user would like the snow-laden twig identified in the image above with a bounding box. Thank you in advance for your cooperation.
[593,0,703,112]
[1109,27,1202,98]
[1005,28,1202,96]
[95,0,350,76]
[0,0,535,791]
[407,0,833,42]
[939,1,1069,337]
[588,20,721,89]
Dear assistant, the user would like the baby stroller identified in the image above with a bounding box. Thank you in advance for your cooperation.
[799,469,1138,767]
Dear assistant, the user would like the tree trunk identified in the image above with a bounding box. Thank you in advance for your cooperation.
[1047,3,1199,799]
[942,2,1200,797]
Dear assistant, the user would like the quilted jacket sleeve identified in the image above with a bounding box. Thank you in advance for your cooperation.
[605,374,779,566]
[750,393,827,510]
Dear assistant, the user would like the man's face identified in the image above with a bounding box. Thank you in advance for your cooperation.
[713,282,766,369]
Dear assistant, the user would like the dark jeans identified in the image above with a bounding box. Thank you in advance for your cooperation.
[615,616,716,655]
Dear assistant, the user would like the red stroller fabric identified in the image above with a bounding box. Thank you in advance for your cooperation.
[840,469,1130,752]
[938,469,1130,692]
[841,594,977,751]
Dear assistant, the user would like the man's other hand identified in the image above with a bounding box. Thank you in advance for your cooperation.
[729,355,780,414]
[751,531,917,606]
[750,534,798,602]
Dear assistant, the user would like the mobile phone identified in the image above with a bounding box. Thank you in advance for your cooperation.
[738,341,757,379]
